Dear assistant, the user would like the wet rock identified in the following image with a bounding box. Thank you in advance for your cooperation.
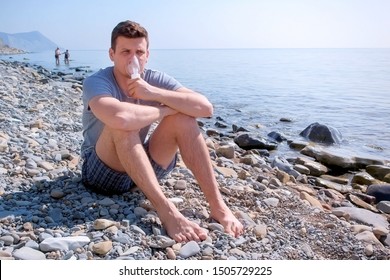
[299,122,342,145]
[366,165,390,181]
[234,133,278,151]
[267,131,287,142]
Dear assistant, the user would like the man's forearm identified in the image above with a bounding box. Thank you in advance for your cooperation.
[150,87,213,118]
[108,103,176,132]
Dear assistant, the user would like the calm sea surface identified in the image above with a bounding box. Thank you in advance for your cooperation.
[2,48,390,160]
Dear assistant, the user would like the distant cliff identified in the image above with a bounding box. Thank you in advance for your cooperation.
[0,31,58,52]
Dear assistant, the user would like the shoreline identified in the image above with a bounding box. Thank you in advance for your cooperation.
[3,49,390,162]
[0,46,26,55]
[0,59,389,260]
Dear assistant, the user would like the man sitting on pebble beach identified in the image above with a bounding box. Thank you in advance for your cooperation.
[80,20,243,242]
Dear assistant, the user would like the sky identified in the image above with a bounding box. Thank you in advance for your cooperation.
[1,0,390,50]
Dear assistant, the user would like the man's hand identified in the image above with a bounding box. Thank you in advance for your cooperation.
[126,77,213,118]
[126,77,157,101]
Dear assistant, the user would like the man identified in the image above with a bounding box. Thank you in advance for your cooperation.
[81,20,243,242]
[64,50,70,64]
[55,47,61,65]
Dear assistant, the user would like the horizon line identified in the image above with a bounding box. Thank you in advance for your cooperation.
[60,47,390,51]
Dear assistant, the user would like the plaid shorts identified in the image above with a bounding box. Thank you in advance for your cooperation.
[81,143,177,195]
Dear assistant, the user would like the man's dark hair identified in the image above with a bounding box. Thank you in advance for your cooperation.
[111,20,149,50]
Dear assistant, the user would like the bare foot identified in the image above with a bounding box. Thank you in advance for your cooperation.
[211,205,244,237]
[159,205,208,243]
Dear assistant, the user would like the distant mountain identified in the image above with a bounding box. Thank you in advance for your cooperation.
[0,31,58,52]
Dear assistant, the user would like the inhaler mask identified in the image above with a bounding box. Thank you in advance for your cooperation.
[127,56,140,79]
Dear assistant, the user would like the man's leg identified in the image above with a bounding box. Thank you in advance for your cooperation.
[95,126,207,242]
[149,113,244,237]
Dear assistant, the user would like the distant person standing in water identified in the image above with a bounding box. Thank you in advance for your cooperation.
[55,47,61,65]
[64,50,70,64]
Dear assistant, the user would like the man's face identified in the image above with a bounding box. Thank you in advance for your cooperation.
[109,36,149,77]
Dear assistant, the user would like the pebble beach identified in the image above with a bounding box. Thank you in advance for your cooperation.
[1,53,390,260]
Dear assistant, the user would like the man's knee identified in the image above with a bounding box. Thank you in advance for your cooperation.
[164,113,198,129]
[101,126,141,144]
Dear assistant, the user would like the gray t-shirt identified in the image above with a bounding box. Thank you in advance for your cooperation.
[81,66,183,157]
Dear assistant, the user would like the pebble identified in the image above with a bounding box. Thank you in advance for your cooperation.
[39,236,91,252]
[179,241,201,258]
[13,247,46,260]
[92,240,113,255]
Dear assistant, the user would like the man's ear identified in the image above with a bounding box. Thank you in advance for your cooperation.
[109,48,114,61]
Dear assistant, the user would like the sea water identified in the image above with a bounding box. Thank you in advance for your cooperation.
[2,48,390,160]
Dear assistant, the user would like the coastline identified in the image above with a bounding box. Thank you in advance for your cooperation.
[0,46,26,55]
[0,59,389,260]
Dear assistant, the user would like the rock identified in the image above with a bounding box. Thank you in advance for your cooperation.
[148,236,176,249]
[355,231,383,247]
[254,224,267,239]
[267,131,287,142]
[174,180,187,190]
[333,207,389,229]
[179,241,201,258]
[377,201,390,214]
[351,172,381,186]
[366,165,390,181]
[301,146,387,170]
[92,241,113,255]
[166,247,176,260]
[98,197,116,206]
[314,177,351,194]
[271,156,300,178]
[300,192,323,209]
[208,223,225,232]
[346,194,378,213]
[216,144,235,159]
[367,184,390,202]
[0,235,14,246]
[121,246,140,256]
[50,188,65,199]
[13,247,46,260]
[39,236,90,252]
[295,157,328,176]
[289,140,309,150]
[299,122,342,145]
[234,133,278,151]
[214,166,237,178]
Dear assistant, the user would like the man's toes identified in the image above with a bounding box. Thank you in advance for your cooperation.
[173,233,187,243]
[195,228,208,240]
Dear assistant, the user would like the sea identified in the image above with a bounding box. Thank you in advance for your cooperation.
[2,48,390,161]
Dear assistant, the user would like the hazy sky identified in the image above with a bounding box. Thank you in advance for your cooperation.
[1,0,390,49]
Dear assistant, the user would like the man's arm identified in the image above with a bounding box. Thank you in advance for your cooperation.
[127,79,214,118]
[89,95,177,131]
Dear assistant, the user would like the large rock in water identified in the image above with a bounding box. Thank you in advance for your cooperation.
[299,122,342,145]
